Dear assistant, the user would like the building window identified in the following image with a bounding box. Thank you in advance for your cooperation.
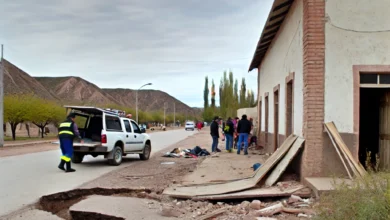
[274,85,280,151]
[286,72,294,137]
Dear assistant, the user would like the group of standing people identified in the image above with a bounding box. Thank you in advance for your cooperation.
[210,114,254,155]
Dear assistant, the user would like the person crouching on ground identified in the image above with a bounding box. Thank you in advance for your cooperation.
[236,114,252,155]
[224,117,235,153]
[210,116,221,152]
[58,113,84,172]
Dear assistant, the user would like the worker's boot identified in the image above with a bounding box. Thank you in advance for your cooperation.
[58,159,65,171]
[65,162,76,173]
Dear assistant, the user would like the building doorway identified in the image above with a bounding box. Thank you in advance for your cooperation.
[359,76,390,170]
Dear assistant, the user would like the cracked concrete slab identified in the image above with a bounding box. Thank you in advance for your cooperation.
[3,209,63,220]
[69,195,174,220]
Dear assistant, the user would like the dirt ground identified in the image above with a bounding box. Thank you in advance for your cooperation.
[79,130,211,191]
[26,129,314,220]
[181,148,269,186]
[0,143,58,157]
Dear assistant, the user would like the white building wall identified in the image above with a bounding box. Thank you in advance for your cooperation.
[325,0,390,133]
[258,0,304,136]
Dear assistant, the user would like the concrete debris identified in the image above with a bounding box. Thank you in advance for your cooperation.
[298,213,310,218]
[256,217,278,220]
[250,200,262,210]
[256,203,284,217]
[161,205,182,218]
[288,195,304,204]
[241,201,251,210]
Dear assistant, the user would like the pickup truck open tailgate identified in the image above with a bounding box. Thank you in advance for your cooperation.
[73,142,108,153]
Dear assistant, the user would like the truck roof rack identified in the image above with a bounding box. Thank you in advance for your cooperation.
[64,106,126,117]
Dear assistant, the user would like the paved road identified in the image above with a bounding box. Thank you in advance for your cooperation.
[0,129,196,217]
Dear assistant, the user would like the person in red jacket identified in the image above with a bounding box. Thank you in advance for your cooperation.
[197,121,202,131]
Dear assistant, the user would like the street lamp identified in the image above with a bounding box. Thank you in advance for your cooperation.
[136,83,152,124]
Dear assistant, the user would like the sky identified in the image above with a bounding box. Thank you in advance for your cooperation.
[0,0,273,107]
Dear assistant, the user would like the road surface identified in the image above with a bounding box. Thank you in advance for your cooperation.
[0,129,196,217]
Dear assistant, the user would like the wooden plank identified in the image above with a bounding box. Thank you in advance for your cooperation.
[265,138,305,186]
[197,208,226,220]
[325,122,361,178]
[325,122,367,176]
[193,185,310,201]
[251,134,297,181]
[163,135,298,198]
[324,125,353,179]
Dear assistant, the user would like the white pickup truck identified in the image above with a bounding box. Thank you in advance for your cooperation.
[65,106,152,166]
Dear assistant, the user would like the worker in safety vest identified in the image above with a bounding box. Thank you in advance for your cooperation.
[58,113,83,172]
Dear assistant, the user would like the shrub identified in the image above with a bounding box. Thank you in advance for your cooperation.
[315,173,390,220]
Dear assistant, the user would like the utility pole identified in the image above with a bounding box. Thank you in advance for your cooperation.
[0,45,4,148]
[136,83,152,124]
[163,102,167,126]
[173,102,176,127]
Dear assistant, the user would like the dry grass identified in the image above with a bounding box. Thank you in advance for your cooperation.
[316,152,390,220]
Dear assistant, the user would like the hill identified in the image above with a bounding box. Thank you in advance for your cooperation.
[2,59,58,100]
[35,77,120,106]
[103,88,197,115]
[2,59,199,116]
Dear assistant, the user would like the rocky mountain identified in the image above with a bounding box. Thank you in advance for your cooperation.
[35,77,119,106]
[2,59,58,100]
[103,89,198,115]
[2,59,198,115]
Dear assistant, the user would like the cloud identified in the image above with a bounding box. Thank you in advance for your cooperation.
[0,0,273,107]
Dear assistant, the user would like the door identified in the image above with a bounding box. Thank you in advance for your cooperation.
[380,91,390,170]
[131,120,145,151]
[123,119,136,152]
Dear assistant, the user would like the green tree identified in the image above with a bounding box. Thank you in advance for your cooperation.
[234,79,239,104]
[4,94,33,140]
[240,78,247,108]
[152,111,163,123]
[30,98,64,138]
[204,76,209,109]
[211,79,216,108]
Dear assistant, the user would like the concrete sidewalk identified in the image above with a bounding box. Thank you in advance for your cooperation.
[4,139,57,147]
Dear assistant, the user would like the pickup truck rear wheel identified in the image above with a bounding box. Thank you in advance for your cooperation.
[72,153,84,163]
[108,146,123,166]
[139,143,151,160]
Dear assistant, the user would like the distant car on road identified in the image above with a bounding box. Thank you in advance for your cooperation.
[185,121,195,131]
[64,106,152,166]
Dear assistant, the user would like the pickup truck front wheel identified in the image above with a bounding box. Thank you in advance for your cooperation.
[139,143,151,160]
[72,153,84,163]
[108,146,123,166]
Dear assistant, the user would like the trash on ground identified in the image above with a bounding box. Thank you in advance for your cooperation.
[161,162,175,165]
[253,163,262,171]
[163,146,210,158]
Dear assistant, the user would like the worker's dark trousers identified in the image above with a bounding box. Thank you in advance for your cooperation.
[59,138,73,162]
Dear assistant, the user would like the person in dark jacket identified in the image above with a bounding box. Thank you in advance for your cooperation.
[58,113,83,172]
[210,116,221,152]
[223,117,235,153]
[236,114,252,155]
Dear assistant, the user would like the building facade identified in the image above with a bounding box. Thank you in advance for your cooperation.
[249,0,390,177]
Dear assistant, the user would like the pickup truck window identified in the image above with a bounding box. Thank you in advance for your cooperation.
[131,121,141,133]
[105,115,122,131]
[123,120,133,133]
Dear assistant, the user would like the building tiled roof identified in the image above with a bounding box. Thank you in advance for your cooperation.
[248,0,294,72]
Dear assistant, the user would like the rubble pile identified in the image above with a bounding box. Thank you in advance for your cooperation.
[158,194,315,219]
